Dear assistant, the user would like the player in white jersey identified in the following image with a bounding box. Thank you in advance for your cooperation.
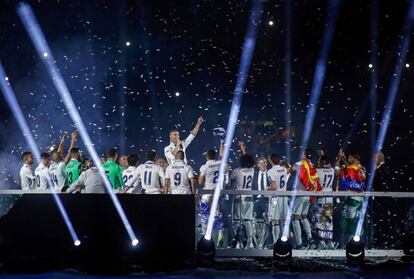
[199,147,227,246]
[267,153,289,244]
[164,151,195,194]
[20,151,35,190]
[231,153,255,249]
[34,153,52,190]
[315,150,336,249]
[136,150,164,194]
[164,116,204,165]
[122,154,141,193]
[49,149,66,191]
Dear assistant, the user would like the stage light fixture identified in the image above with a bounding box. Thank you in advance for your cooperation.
[368,63,373,68]
[196,236,215,265]
[43,52,48,57]
[273,236,292,262]
[74,240,81,246]
[346,236,365,264]
[132,239,139,246]
[4,76,8,81]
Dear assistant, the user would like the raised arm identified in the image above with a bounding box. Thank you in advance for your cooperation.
[238,141,247,155]
[64,130,78,164]
[190,116,204,136]
[57,133,68,153]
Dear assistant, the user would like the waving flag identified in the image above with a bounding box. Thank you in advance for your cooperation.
[299,159,322,192]
[338,164,366,192]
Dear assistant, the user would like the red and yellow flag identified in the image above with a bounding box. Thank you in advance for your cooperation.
[299,159,322,192]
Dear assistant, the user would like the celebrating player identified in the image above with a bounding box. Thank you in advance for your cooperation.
[291,148,321,249]
[315,149,336,249]
[66,159,106,193]
[163,150,195,194]
[34,152,52,190]
[164,116,204,165]
[121,154,140,193]
[136,150,164,194]
[336,148,366,247]
[49,133,68,191]
[20,151,35,190]
[230,146,256,249]
[267,153,288,244]
[102,147,123,191]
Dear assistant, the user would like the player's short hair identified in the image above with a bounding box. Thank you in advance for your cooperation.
[107,147,118,158]
[349,150,361,161]
[206,149,216,160]
[70,147,80,158]
[169,128,179,135]
[269,153,281,165]
[176,150,185,160]
[40,152,50,160]
[304,148,313,160]
[127,154,139,167]
[146,150,157,161]
[21,151,32,161]
[239,154,255,169]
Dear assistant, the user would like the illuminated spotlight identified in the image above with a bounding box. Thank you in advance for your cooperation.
[282,0,341,238]
[175,91,180,97]
[196,236,215,265]
[346,236,365,265]
[43,52,48,57]
[368,63,373,68]
[49,146,55,151]
[4,76,9,81]
[17,2,138,245]
[74,240,81,246]
[272,236,292,268]
[406,63,410,68]
[0,63,81,246]
[204,0,263,241]
[268,20,274,26]
[126,41,131,47]
[355,0,414,238]
[131,238,139,246]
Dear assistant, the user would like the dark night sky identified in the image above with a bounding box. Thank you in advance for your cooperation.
[0,0,413,189]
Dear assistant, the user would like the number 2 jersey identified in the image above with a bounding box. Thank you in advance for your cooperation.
[165,159,194,194]
[199,160,221,190]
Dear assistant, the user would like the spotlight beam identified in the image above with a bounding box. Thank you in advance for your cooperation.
[284,0,292,162]
[204,0,263,240]
[355,0,414,237]
[282,0,341,237]
[0,63,81,246]
[17,2,138,245]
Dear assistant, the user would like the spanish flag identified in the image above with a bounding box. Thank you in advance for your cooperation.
[338,164,366,192]
[299,159,322,192]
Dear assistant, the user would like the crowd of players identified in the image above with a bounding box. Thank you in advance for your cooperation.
[18,116,389,250]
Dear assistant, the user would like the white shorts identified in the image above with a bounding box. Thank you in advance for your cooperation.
[268,196,288,221]
[232,195,254,220]
[293,196,310,216]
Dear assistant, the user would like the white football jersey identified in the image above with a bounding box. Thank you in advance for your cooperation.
[137,161,164,194]
[165,160,194,194]
[122,166,140,191]
[316,167,335,191]
[231,167,255,190]
[20,164,35,190]
[49,161,66,191]
[199,160,221,190]
[267,165,288,191]
[34,163,50,190]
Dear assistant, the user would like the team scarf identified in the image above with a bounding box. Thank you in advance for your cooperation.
[338,163,366,192]
[299,159,322,192]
